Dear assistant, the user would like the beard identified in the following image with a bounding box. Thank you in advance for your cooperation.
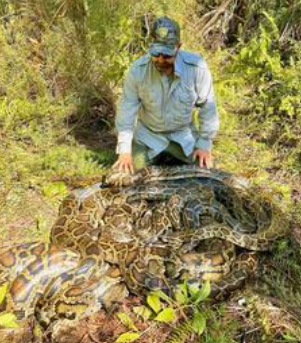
[154,61,173,73]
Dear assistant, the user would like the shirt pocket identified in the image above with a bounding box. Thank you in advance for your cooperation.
[174,87,196,125]
[139,87,160,112]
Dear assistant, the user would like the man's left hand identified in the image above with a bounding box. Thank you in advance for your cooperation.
[193,149,213,169]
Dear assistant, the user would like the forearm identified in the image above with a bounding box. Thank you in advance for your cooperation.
[194,62,219,151]
[195,100,219,151]
[116,130,134,154]
[115,65,141,154]
[115,108,137,154]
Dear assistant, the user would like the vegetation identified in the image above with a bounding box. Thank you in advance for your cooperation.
[115,281,211,342]
[0,283,18,329]
[0,0,301,342]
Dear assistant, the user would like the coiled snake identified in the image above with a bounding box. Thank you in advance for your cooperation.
[0,166,288,333]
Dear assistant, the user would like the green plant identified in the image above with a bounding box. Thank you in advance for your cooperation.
[114,281,211,343]
[0,283,19,329]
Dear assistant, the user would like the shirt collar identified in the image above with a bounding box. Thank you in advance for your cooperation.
[174,50,184,78]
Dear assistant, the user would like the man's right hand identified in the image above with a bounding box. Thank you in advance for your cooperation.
[112,153,135,174]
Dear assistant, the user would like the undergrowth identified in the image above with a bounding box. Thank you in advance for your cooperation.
[0,1,301,342]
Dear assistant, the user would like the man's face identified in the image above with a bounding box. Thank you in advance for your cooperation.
[150,44,180,74]
[151,53,176,73]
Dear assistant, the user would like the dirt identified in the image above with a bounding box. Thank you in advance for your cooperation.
[0,187,57,249]
[49,296,173,343]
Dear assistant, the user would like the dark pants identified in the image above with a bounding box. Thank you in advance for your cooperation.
[132,141,194,169]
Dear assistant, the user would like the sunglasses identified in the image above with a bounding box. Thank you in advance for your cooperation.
[150,52,175,59]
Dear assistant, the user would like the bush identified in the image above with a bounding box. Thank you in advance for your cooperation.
[227,14,301,168]
[0,0,189,187]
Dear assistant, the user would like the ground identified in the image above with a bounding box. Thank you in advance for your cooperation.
[1,126,301,343]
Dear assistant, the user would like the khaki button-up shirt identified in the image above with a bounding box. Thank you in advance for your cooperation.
[115,50,219,159]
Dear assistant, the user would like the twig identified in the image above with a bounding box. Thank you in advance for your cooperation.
[235,326,261,340]
[0,12,22,21]
[200,0,234,37]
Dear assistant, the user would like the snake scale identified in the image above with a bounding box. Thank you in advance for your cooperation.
[0,165,288,335]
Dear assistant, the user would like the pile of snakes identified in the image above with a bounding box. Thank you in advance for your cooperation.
[0,165,288,339]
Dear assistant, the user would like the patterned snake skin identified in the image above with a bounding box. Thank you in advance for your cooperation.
[0,166,288,332]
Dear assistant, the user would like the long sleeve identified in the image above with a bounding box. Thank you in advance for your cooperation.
[115,67,141,154]
[194,65,219,151]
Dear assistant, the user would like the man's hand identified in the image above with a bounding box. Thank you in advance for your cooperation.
[193,149,213,169]
[112,153,135,174]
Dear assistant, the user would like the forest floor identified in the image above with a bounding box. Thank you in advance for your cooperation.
[1,120,301,343]
[1,45,301,342]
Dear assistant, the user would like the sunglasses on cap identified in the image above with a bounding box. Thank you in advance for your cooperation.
[150,52,175,59]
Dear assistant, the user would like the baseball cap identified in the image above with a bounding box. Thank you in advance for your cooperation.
[149,17,180,57]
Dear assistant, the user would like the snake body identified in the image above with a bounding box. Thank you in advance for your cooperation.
[0,166,288,333]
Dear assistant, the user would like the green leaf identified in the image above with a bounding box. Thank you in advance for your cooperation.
[115,332,140,343]
[191,310,206,336]
[43,181,68,199]
[154,307,176,323]
[33,323,44,339]
[177,282,188,297]
[174,288,188,305]
[282,333,299,341]
[133,306,153,321]
[187,282,200,299]
[0,313,19,328]
[0,283,8,305]
[151,289,173,304]
[194,281,211,304]
[117,312,138,331]
[147,293,161,314]
[174,282,189,305]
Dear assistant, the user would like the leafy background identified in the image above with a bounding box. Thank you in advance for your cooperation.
[0,0,301,342]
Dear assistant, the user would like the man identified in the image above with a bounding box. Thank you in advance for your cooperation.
[113,16,219,174]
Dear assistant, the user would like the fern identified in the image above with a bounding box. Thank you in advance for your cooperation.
[165,320,195,343]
